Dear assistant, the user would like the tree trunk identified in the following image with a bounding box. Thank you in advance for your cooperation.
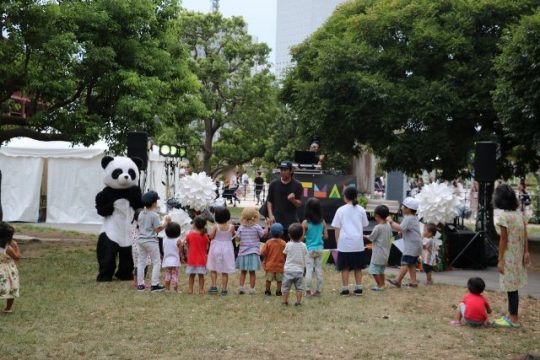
[202,118,214,174]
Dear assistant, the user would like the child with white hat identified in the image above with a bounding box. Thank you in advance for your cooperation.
[386,197,422,288]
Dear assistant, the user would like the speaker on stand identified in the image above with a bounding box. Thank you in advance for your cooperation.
[127,132,149,192]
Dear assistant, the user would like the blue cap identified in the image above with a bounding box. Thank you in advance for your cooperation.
[270,223,284,237]
[142,191,160,204]
[279,160,293,169]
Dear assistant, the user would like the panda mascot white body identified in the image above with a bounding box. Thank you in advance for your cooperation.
[95,156,143,282]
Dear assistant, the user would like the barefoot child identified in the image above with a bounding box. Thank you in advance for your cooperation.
[387,197,422,288]
[282,223,308,306]
[260,223,286,296]
[365,205,392,291]
[162,222,182,292]
[422,223,439,285]
[451,277,491,326]
[0,222,20,314]
[185,216,210,294]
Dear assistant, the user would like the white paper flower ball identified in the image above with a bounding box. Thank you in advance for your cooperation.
[168,208,193,240]
[416,183,460,225]
[175,172,217,211]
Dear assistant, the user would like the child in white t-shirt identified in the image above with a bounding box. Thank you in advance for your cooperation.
[422,223,439,285]
[281,223,308,306]
[162,222,183,292]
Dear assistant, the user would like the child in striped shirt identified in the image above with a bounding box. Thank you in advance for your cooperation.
[235,207,268,294]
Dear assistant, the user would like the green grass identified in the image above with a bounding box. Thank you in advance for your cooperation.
[2,240,539,359]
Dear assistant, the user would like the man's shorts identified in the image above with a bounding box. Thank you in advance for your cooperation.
[401,255,419,266]
[265,272,283,282]
[368,263,386,275]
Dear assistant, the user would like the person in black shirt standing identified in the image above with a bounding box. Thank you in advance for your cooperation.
[267,161,303,240]
[254,171,265,205]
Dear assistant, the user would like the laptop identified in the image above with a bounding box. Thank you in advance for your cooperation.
[294,150,318,165]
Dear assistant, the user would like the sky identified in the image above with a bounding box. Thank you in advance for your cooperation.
[181,0,277,64]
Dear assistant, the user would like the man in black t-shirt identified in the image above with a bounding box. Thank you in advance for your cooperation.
[254,171,264,205]
[266,160,303,240]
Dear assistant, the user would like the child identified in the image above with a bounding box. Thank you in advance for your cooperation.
[185,216,210,294]
[493,184,530,327]
[260,223,287,296]
[207,207,236,296]
[451,277,492,326]
[387,197,422,288]
[422,223,439,285]
[162,222,182,292]
[282,223,308,306]
[236,207,267,294]
[301,197,328,297]
[365,205,393,291]
[0,222,20,314]
[331,186,369,296]
[137,191,170,292]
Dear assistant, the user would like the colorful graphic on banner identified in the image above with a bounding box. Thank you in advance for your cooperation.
[314,184,327,198]
[296,175,356,200]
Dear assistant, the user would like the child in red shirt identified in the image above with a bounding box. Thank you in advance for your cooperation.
[452,277,492,326]
[185,216,209,294]
[260,223,287,296]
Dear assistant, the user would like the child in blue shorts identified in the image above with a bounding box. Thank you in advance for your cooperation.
[365,205,393,291]
[387,197,422,288]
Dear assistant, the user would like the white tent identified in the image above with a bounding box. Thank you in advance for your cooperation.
[0,138,171,224]
[0,138,107,223]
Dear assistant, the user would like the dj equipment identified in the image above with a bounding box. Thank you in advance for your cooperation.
[127,132,148,170]
[446,226,486,269]
[294,150,318,165]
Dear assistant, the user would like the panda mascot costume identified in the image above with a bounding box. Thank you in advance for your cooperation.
[95,156,143,282]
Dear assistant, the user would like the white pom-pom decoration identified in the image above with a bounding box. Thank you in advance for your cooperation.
[175,172,217,211]
[169,208,193,241]
[416,183,460,225]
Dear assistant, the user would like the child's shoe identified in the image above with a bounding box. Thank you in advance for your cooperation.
[294,302,302,306]
[137,285,145,292]
[370,286,385,292]
[238,287,246,295]
[387,279,401,288]
[264,290,272,296]
[353,287,363,296]
[208,286,219,294]
[450,320,461,327]
[312,291,321,297]
[339,288,350,296]
[276,290,283,296]
[305,290,312,297]
[151,284,166,292]
[221,289,228,296]
[248,288,257,295]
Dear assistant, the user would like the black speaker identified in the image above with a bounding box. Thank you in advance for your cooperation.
[474,142,496,182]
[447,227,486,269]
[127,132,148,170]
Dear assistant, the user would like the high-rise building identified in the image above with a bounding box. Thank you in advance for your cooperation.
[275,0,345,78]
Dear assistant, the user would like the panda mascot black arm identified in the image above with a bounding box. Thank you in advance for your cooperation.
[96,156,144,282]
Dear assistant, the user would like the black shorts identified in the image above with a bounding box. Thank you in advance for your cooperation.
[336,251,366,271]
[423,263,434,273]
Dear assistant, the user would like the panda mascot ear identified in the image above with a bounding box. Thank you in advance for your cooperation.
[101,156,114,169]
[130,157,143,171]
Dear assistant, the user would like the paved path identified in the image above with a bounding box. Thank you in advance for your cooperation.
[386,267,540,299]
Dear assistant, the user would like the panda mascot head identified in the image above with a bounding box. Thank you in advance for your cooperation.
[101,156,143,189]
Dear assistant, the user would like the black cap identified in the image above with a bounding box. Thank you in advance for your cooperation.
[279,160,293,169]
[142,191,160,204]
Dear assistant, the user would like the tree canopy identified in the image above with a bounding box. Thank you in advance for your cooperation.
[493,8,540,176]
[170,11,279,177]
[0,0,201,152]
[282,0,540,179]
